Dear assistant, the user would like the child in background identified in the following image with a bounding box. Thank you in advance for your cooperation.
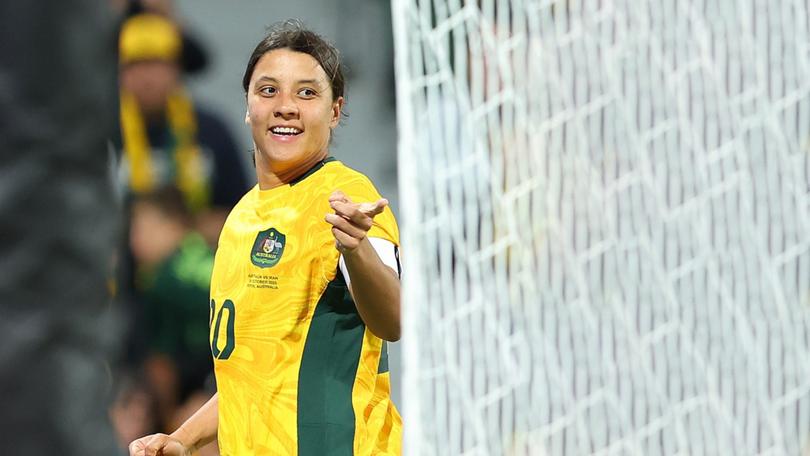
[129,186,215,432]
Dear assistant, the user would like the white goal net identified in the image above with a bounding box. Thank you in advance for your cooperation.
[392,0,810,454]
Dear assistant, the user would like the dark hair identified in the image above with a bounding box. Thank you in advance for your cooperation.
[132,185,192,228]
[242,20,345,104]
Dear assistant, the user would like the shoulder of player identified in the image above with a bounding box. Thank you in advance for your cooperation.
[320,160,380,197]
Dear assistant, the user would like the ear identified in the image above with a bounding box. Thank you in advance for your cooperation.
[329,97,344,128]
[244,109,251,125]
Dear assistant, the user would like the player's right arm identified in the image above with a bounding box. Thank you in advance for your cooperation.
[129,392,218,456]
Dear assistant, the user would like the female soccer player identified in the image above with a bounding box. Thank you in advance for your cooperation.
[129,20,402,456]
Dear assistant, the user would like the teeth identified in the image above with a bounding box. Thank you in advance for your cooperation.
[271,126,301,135]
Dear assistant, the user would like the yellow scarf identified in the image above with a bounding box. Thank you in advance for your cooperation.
[120,88,210,212]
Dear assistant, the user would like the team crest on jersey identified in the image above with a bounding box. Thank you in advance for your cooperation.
[250,228,286,268]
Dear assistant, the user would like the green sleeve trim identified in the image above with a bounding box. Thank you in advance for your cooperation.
[378,341,389,374]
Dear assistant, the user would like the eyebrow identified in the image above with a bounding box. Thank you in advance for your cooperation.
[254,76,323,86]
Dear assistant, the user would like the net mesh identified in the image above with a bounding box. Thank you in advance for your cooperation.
[392,0,810,454]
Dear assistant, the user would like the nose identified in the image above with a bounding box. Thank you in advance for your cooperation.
[273,92,299,120]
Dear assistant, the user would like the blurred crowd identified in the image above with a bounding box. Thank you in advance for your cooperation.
[109,1,250,454]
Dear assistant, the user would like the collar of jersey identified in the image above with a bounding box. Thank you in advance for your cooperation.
[256,156,337,201]
[289,156,336,185]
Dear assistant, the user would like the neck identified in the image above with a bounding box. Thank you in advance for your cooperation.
[255,151,328,190]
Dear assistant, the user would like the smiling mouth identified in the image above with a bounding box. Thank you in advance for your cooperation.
[269,126,303,136]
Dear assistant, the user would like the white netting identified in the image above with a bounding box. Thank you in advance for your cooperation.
[393,0,810,454]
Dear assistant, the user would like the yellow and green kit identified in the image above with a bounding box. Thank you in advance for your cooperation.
[209,158,401,455]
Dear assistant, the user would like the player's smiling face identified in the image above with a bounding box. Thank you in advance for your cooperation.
[245,48,342,169]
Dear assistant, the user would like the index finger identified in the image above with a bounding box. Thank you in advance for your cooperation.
[358,198,388,217]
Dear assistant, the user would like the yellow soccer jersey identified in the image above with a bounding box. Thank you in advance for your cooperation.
[209,158,401,455]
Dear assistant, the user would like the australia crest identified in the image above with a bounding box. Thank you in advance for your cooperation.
[250,227,286,268]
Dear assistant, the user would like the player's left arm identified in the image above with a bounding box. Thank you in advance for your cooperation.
[325,190,400,341]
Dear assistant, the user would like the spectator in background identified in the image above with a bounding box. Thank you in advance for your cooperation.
[121,0,211,77]
[117,12,248,246]
[128,186,215,432]
[115,11,246,389]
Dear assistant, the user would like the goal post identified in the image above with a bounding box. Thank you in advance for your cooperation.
[393,0,810,454]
